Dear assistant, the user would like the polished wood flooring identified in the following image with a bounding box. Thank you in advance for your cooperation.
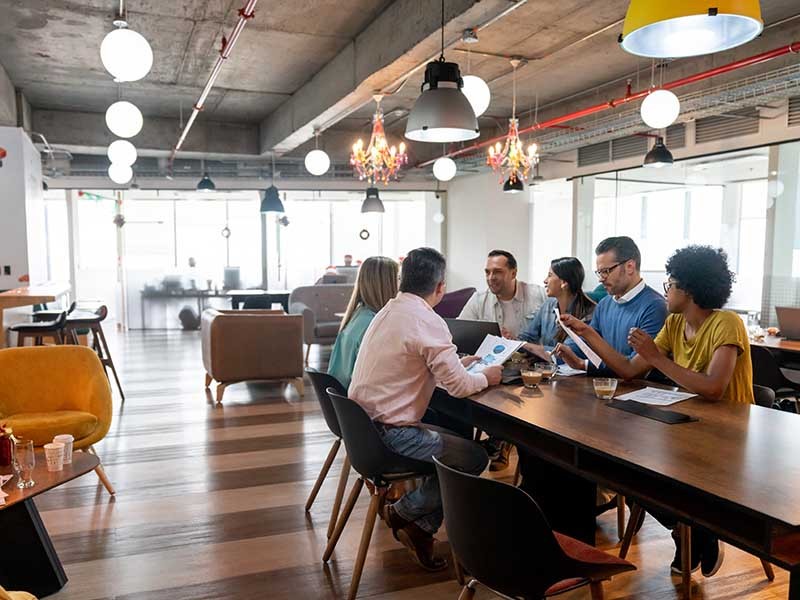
[38,330,790,599]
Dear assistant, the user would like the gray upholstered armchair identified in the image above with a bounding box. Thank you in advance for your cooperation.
[289,284,353,363]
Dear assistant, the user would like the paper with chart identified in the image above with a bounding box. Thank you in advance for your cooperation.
[467,335,524,374]
[615,387,696,406]
[553,306,602,368]
[0,474,13,506]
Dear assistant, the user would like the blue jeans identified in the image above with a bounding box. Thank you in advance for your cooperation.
[377,423,488,534]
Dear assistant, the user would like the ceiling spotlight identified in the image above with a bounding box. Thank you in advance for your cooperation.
[640,89,680,130]
[105,101,143,138]
[107,139,137,166]
[108,163,133,184]
[260,185,284,213]
[503,175,524,194]
[196,172,216,191]
[461,28,479,44]
[461,75,491,118]
[361,187,385,213]
[620,0,763,58]
[405,0,479,143]
[433,156,457,181]
[100,24,154,82]
[643,137,674,168]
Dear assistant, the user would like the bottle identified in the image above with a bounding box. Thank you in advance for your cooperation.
[0,425,12,467]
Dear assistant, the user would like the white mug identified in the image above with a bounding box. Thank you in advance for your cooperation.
[53,434,74,464]
[44,442,65,472]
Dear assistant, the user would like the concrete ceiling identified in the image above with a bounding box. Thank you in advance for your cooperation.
[2,0,799,177]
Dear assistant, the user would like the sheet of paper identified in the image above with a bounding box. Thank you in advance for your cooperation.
[553,306,602,368]
[615,386,696,406]
[467,334,524,374]
[556,364,586,377]
[0,474,11,506]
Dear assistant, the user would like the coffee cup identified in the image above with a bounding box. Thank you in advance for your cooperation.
[53,434,74,464]
[44,442,65,472]
[521,369,542,388]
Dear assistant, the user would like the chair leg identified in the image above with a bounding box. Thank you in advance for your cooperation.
[327,455,351,539]
[96,325,125,402]
[473,428,483,442]
[452,547,465,585]
[617,495,626,541]
[87,446,115,496]
[679,522,692,599]
[305,439,341,512]
[346,489,384,600]
[761,559,775,581]
[323,477,364,562]
[204,373,213,388]
[512,461,521,487]
[216,383,227,403]
[458,579,478,600]
[589,581,605,600]
[619,503,644,559]
[304,344,311,366]
[292,377,305,396]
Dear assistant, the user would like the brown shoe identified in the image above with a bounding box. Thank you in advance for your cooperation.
[489,440,512,471]
[381,502,409,541]
[396,522,448,571]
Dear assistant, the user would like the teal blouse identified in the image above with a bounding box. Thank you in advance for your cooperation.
[327,306,376,390]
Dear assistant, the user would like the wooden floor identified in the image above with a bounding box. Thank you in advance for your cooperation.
[37,330,790,600]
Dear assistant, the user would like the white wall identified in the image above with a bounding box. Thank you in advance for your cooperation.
[445,171,531,291]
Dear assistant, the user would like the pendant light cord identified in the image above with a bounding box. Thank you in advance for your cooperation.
[439,0,445,61]
[511,63,517,119]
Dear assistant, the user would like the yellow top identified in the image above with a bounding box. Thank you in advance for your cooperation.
[654,310,753,404]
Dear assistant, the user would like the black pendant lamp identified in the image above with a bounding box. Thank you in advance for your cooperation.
[261,154,285,212]
[361,186,385,213]
[197,172,215,191]
[404,0,479,143]
[643,137,674,168]
[503,175,524,194]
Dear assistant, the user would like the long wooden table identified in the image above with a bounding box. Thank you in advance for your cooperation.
[0,451,99,596]
[432,377,800,599]
[0,283,71,348]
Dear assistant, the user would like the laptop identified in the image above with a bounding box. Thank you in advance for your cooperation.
[445,318,501,355]
[776,306,800,340]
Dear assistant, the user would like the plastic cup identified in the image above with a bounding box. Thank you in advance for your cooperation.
[44,442,65,472]
[593,378,618,400]
[53,434,74,464]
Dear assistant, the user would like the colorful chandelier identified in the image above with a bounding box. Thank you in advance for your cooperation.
[487,59,539,184]
[351,95,408,184]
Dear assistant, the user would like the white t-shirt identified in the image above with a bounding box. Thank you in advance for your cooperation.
[499,299,523,338]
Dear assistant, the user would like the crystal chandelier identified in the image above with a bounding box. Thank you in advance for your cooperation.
[351,95,408,184]
[487,59,539,184]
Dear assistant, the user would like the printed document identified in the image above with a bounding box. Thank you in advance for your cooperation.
[467,335,524,374]
[616,387,696,406]
[553,306,602,368]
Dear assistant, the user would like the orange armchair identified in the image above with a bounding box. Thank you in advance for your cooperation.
[0,346,115,495]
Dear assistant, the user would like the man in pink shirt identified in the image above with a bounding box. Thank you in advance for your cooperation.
[349,247,503,571]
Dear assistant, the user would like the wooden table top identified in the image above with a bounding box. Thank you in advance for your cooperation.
[0,451,99,510]
[0,283,70,309]
[470,376,800,529]
[225,289,290,296]
[752,335,800,354]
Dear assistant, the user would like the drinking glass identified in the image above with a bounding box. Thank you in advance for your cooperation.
[520,369,542,389]
[534,362,556,382]
[593,378,618,400]
[13,439,35,489]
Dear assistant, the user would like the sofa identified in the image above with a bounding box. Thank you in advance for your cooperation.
[433,287,477,318]
[201,309,304,402]
[0,345,115,495]
[289,284,353,363]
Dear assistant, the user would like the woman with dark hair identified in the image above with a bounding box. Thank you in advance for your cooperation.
[518,257,595,361]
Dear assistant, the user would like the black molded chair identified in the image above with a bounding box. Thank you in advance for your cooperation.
[753,383,777,408]
[323,389,434,600]
[242,295,272,309]
[304,369,350,538]
[751,345,799,401]
[32,301,77,322]
[10,311,67,346]
[434,456,635,600]
[64,305,124,402]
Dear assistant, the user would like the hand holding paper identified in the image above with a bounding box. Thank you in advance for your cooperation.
[467,334,525,374]
[553,307,602,368]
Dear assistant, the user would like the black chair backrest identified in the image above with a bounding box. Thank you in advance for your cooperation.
[753,384,776,408]
[51,311,68,328]
[305,368,345,438]
[327,390,433,483]
[434,456,571,599]
[242,296,271,309]
[751,345,792,390]
[66,301,77,315]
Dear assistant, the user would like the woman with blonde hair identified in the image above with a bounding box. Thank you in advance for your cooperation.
[328,256,399,389]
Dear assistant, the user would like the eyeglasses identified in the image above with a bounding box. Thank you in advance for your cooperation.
[594,262,623,279]
[663,280,677,294]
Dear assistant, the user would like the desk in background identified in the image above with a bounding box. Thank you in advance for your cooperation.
[227,289,290,311]
[0,283,70,348]
[140,289,226,329]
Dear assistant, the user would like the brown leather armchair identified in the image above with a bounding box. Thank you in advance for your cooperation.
[201,309,304,402]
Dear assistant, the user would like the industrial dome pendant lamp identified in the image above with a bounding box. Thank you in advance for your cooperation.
[261,154,285,213]
[643,136,674,168]
[361,185,385,213]
[405,0,479,143]
[196,159,216,191]
[620,0,763,58]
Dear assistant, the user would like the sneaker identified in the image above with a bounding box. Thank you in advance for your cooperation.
[396,522,448,572]
[700,537,725,577]
[489,440,513,471]
[670,532,701,575]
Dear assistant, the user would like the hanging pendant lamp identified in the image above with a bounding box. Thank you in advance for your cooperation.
[405,0,479,143]
[503,175,524,194]
[361,186,385,213]
[261,155,285,212]
[643,137,674,168]
[620,0,763,58]
[304,129,330,176]
[196,172,215,191]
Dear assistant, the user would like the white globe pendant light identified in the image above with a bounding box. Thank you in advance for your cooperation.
[461,75,491,117]
[107,139,137,166]
[100,27,154,83]
[432,156,457,181]
[304,149,330,176]
[108,163,133,184]
[640,89,680,130]
[105,101,143,138]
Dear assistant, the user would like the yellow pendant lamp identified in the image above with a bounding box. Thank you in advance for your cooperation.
[620,0,763,58]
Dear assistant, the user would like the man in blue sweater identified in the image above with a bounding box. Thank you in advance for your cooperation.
[555,236,667,375]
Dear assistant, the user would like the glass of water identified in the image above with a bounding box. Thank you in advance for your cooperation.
[13,439,35,489]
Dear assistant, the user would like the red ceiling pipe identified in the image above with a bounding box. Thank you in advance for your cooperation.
[419,41,800,167]
[169,0,258,164]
